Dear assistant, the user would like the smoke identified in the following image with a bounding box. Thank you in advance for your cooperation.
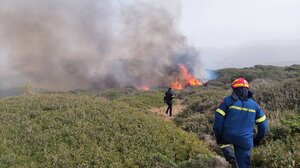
[0,0,202,90]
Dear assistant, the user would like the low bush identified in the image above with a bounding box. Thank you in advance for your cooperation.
[268,124,292,141]
[252,135,300,167]
[178,155,228,168]
[116,90,165,109]
[254,78,300,112]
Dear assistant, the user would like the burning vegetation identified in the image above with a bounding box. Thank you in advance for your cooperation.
[136,63,202,91]
[171,64,202,90]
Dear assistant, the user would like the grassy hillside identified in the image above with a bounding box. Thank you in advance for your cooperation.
[0,93,221,167]
[209,64,300,88]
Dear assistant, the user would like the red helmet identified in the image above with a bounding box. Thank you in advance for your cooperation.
[231,77,249,88]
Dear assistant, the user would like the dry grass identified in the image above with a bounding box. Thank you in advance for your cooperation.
[148,102,185,120]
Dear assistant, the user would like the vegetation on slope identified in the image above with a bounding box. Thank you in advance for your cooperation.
[210,64,300,88]
[0,93,217,167]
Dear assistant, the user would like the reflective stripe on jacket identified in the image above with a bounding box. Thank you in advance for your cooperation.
[213,95,268,148]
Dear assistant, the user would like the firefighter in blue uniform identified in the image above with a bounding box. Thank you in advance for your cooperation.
[213,78,268,168]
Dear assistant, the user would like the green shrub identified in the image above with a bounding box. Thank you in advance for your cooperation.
[282,115,300,134]
[116,91,165,109]
[178,155,228,168]
[254,78,300,112]
[252,135,300,167]
[176,113,213,135]
[174,89,225,136]
[268,124,292,141]
[96,87,138,100]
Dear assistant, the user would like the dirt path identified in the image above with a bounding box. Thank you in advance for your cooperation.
[148,103,185,120]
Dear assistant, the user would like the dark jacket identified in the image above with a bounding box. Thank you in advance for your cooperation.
[164,90,174,103]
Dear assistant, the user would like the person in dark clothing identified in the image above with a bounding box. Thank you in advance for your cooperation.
[213,77,268,168]
[164,88,175,117]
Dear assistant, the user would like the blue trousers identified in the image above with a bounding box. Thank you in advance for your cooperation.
[221,145,235,161]
[221,145,251,168]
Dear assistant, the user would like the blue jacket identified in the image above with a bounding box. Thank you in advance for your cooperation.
[213,95,268,148]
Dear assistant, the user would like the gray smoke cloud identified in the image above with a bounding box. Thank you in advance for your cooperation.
[0,0,202,90]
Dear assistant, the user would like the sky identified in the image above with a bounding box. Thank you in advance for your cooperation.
[180,0,300,47]
[179,0,300,69]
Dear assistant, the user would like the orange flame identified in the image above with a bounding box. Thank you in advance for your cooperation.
[137,85,150,91]
[171,64,202,90]
[171,77,184,90]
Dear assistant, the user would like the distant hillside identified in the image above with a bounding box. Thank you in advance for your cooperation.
[201,39,300,69]
[0,87,24,98]
[208,64,300,88]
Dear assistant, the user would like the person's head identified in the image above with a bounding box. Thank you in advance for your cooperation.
[168,87,172,91]
[231,77,249,89]
[231,77,250,100]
